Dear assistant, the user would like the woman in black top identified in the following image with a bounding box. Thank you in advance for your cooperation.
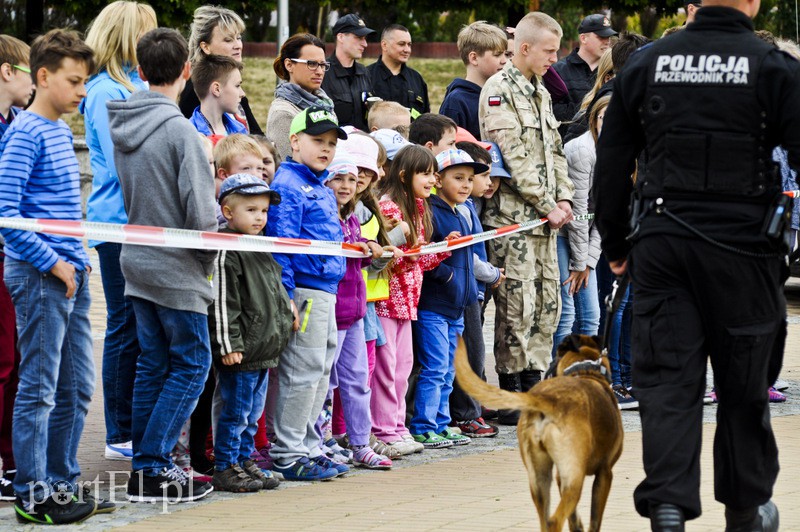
[180,5,263,135]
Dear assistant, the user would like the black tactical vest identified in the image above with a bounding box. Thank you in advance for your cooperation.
[637,30,779,202]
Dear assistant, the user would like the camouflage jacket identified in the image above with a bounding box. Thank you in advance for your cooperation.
[479,62,573,235]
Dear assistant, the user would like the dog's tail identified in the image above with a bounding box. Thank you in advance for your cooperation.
[454,336,556,415]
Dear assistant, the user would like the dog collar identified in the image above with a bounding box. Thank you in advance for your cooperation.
[562,359,612,384]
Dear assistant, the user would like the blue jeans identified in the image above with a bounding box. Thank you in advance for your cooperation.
[608,284,633,387]
[4,258,95,504]
[130,298,211,475]
[214,369,268,470]
[97,243,140,445]
[553,236,600,356]
[410,310,464,435]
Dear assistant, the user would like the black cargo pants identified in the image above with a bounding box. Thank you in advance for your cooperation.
[629,234,785,520]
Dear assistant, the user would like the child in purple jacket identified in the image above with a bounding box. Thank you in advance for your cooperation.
[324,155,399,469]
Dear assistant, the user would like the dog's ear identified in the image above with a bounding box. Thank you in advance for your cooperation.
[558,334,581,356]
[591,335,603,349]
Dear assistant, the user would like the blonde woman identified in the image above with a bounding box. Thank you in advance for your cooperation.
[179,5,263,135]
[79,0,156,465]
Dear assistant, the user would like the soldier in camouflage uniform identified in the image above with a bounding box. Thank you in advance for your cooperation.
[478,12,574,421]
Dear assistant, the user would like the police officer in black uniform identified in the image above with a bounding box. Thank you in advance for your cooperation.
[593,0,800,529]
[321,14,375,131]
[366,24,430,119]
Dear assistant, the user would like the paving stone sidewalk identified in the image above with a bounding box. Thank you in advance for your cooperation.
[0,249,797,530]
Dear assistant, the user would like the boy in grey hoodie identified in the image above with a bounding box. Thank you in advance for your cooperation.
[107,28,217,504]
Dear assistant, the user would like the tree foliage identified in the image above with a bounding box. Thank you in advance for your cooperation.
[4,0,798,44]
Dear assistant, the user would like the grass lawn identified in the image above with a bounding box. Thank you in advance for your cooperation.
[66,57,464,137]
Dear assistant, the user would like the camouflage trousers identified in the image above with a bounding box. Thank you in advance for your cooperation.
[487,231,560,374]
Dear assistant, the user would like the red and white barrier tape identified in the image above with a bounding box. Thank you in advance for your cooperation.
[0,214,594,259]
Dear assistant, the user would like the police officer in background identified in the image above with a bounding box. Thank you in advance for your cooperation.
[366,24,430,119]
[594,0,800,528]
[322,13,375,130]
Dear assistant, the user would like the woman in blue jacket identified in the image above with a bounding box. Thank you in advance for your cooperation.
[81,0,157,461]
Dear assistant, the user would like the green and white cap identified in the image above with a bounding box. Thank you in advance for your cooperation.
[289,106,348,140]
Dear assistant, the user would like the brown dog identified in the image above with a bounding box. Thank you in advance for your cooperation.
[455,334,623,532]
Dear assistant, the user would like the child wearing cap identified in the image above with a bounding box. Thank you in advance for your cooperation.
[409,149,486,449]
[449,141,506,437]
[265,105,351,481]
[371,128,412,177]
[323,155,396,469]
[208,174,291,492]
[482,141,511,203]
[328,133,406,460]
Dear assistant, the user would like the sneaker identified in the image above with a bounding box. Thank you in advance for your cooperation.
[272,456,338,481]
[333,433,350,449]
[768,387,787,403]
[323,438,353,464]
[456,418,499,438]
[612,384,639,410]
[212,464,262,493]
[79,485,116,514]
[311,454,349,476]
[0,475,15,501]
[249,446,273,470]
[481,406,499,421]
[105,441,133,461]
[412,431,454,449]
[439,428,471,446]
[387,439,420,456]
[369,434,403,458]
[15,495,96,525]
[352,446,392,470]
[127,467,213,503]
[401,434,425,453]
[181,466,212,484]
[240,460,280,490]
[773,379,789,392]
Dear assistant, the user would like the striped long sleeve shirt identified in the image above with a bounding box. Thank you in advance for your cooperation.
[0,111,89,272]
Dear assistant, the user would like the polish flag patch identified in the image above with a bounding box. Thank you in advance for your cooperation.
[488,96,502,106]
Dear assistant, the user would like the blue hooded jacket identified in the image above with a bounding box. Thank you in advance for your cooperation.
[418,194,478,319]
[266,159,345,299]
[80,69,147,244]
[439,78,482,141]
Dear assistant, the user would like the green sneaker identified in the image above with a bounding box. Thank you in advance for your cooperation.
[439,428,471,446]
[411,431,454,449]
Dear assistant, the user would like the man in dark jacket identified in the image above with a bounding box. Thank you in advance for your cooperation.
[594,0,800,528]
[552,13,617,133]
[367,24,430,119]
[321,13,375,131]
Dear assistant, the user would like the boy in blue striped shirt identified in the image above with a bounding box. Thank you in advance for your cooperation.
[0,30,104,525]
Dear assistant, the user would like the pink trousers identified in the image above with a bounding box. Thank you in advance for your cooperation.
[369,318,413,442]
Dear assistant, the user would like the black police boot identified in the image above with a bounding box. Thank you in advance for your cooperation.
[519,369,542,392]
[725,500,779,532]
[650,503,685,532]
[496,373,521,425]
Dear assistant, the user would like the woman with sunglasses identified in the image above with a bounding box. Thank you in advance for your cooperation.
[266,33,335,162]
[180,5,263,135]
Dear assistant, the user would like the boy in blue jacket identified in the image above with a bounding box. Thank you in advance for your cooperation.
[265,106,350,481]
[410,149,488,449]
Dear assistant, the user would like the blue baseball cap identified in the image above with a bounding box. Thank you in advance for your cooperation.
[219,173,281,204]
[370,128,412,160]
[485,142,511,178]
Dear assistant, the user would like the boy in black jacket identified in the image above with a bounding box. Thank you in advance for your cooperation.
[209,173,293,492]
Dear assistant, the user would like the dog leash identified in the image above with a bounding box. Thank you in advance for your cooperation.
[601,273,631,357]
